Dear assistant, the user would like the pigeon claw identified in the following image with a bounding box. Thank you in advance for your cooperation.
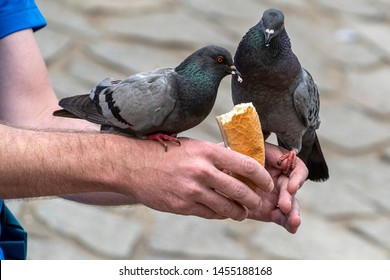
[147,133,181,152]
[277,149,298,176]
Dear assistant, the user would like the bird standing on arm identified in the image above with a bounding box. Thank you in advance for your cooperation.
[231,8,329,181]
[54,45,242,151]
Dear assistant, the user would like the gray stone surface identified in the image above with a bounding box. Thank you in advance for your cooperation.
[344,19,390,58]
[251,213,388,259]
[320,103,390,152]
[347,68,390,117]
[299,173,376,218]
[350,217,390,251]
[88,41,189,73]
[147,213,248,259]
[37,0,100,38]
[34,199,144,258]
[5,0,390,260]
[333,39,382,68]
[28,235,100,260]
[316,0,387,19]
[104,11,233,48]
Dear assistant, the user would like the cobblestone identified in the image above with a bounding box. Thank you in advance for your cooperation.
[5,0,390,260]
[147,213,248,259]
[251,212,388,259]
[34,200,144,258]
[348,68,390,117]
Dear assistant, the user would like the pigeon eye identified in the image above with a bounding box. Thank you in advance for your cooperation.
[216,56,224,63]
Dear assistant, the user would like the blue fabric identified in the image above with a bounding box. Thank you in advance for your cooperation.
[0,201,2,259]
[0,200,28,260]
[0,0,47,39]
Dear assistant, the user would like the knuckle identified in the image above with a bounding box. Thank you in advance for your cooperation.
[231,183,247,199]
[184,183,203,199]
[219,201,234,216]
[188,141,214,157]
[173,199,192,214]
[241,156,259,176]
[191,162,214,179]
[199,142,215,158]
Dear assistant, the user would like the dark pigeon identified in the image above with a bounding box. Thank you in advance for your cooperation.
[54,45,242,151]
[231,8,329,181]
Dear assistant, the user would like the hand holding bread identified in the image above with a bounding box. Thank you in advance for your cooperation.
[216,102,265,190]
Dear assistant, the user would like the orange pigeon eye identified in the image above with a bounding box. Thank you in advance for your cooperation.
[216,56,224,63]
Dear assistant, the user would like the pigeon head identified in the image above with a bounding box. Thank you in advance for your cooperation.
[198,45,239,76]
[175,45,242,83]
[260,8,285,46]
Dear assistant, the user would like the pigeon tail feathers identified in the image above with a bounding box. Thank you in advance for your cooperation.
[54,94,108,125]
[305,134,329,182]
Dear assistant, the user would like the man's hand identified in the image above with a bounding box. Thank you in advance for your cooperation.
[248,143,308,233]
[123,137,274,221]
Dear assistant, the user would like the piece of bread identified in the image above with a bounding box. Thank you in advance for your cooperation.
[216,102,265,190]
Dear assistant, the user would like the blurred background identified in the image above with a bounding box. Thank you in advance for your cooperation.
[6,0,390,259]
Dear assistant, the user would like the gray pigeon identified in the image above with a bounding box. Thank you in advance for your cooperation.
[231,8,329,181]
[54,45,241,151]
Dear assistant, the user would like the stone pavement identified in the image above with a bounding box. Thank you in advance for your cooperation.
[5,0,390,259]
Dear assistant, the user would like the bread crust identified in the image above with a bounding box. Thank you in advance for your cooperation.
[216,102,265,190]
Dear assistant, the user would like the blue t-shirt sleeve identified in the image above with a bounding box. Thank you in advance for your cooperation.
[0,0,47,39]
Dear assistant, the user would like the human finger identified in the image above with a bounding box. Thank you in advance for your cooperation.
[276,175,293,214]
[288,161,308,193]
[284,198,301,234]
[196,182,250,221]
[212,147,274,193]
[268,198,300,234]
[189,203,229,220]
[194,162,261,213]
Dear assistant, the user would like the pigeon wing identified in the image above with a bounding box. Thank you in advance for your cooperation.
[293,68,321,130]
[93,68,177,133]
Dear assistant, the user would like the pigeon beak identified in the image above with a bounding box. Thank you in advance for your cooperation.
[264,28,275,47]
[229,65,243,83]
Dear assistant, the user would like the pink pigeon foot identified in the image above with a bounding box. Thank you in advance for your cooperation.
[147,133,181,152]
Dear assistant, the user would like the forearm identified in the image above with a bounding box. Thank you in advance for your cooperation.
[0,123,140,201]
[62,192,135,206]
